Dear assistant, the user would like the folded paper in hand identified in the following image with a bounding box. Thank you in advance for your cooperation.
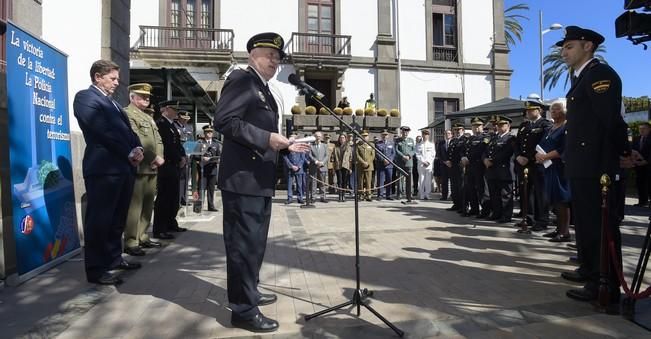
[535,145,552,168]
[292,136,316,144]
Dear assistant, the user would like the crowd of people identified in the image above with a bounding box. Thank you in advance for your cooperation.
[71,26,642,332]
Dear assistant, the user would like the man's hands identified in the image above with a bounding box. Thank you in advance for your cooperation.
[444,160,452,168]
[179,156,187,168]
[129,147,144,167]
[516,155,529,166]
[291,165,299,172]
[150,155,165,169]
[270,132,311,153]
[483,159,493,168]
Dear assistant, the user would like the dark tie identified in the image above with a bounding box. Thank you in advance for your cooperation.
[571,75,578,87]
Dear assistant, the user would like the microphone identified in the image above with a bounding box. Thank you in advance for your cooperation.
[288,74,325,100]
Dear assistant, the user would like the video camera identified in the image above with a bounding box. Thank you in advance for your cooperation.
[616,0,651,48]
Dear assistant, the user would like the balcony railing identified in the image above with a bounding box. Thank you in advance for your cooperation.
[432,46,457,62]
[133,26,234,51]
[287,32,351,57]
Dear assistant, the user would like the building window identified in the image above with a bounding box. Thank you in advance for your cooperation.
[431,1,457,62]
[306,0,334,53]
[168,0,213,31]
[433,97,459,121]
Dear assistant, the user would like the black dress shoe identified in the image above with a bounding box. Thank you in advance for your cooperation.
[386,197,394,200]
[153,232,175,240]
[115,260,142,270]
[567,243,577,249]
[124,246,146,256]
[446,205,458,211]
[531,225,548,232]
[231,313,279,333]
[140,240,162,248]
[543,230,559,238]
[88,273,123,285]
[207,207,219,212]
[258,293,277,306]
[561,270,587,283]
[170,226,187,232]
[497,218,512,223]
[566,287,597,302]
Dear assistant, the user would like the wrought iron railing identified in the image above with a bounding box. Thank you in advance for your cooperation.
[433,46,458,62]
[134,26,234,51]
[287,32,351,57]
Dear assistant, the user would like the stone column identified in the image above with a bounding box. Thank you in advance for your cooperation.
[376,0,398,111]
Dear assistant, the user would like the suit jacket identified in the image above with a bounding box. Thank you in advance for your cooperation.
[309,142,329,173]
[284,152,307,174]
[214,67,284,197]
[632,135,651,163]
[73,86,142,178]
[564,59,630,179]
[156,116,186,178]
[436,139,451,162]
[484,132,514,181]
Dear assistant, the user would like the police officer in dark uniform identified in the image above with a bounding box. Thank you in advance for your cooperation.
[445,123,466,211]
[481,115,500,219]
[153,100,188,239]
[556,26,631,312]
[483,116,515,223]
[514,100,553,231]
[199,125,221,211]
[213,32,311,332]
[462,117,490,216]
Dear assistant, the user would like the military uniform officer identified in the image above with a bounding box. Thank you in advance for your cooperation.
[461,117,490,216]
[214,32,311,332]
[395,126,415,199]
[556,26,631,310]
[356,131,376,201]
[197,125,221,211]
[375,130,396,200]
[123,83,165,256]
[445,123,466,211]
[153,100,188,239]
[514,99,553,231]
[481,115,500,219]
[483,116,515,223]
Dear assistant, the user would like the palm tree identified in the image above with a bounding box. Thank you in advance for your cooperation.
[504,3,529,47]
[543,45,607,91]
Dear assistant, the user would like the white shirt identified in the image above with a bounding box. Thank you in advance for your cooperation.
[574,57,597,78]
[417,140,436,170]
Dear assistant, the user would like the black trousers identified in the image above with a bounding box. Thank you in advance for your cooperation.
[450,165,462,207]
[519,166,550,226]
[440,165,450,199]
[153,172,180,234]
[498,180,514,220]
[83,173,134,280]
[487,179,501,218]
[635,166,649,204]
[570,178,622,296]
[205,173,218,209]
[466,167,485,212]
[222,190,271,319]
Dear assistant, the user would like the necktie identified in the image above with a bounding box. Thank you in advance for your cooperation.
[571,75,578,87]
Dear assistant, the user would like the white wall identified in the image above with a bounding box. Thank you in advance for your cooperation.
[220,0,298,53]
[42,0,103,133]
[340,0,377,58]
[341,68,377,110]
[399,71,464,132]
[398,0,426,61]
[270,64,299,117]
[129,0,160,48]
[459,0,493,65]
[461,74,493,109]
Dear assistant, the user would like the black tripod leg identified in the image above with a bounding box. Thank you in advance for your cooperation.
[304,298,355,321]
[624,219,651,320]
[361,302,405,337]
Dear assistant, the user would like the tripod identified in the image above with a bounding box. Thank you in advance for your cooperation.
[622,216,651,330]
[300,96,405,337]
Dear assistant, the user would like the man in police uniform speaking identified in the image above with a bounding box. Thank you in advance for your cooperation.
[213,32,310,332]
[557,26,631,313]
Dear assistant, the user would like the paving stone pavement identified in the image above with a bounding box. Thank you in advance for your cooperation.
[1,192,651,339]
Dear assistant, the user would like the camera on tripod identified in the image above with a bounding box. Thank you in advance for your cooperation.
[616,0,651,47]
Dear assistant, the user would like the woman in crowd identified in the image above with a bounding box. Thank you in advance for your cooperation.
[535,100,571,242]
[333,133,352,202]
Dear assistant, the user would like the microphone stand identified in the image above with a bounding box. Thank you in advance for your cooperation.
[300,94,405,337]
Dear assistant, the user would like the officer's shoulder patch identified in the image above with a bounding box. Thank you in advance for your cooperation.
[592,80,611,94]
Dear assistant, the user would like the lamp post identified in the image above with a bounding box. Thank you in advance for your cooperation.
[539,10,562,101]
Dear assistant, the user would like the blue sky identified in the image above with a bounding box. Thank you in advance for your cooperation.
[505,0,650,100]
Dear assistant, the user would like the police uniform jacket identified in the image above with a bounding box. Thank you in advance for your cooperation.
[214,67,285,197]
[396,137,415,167]
[200,138,221,175]
[375,140,396,169]
[564,59,630,179]
[450,135,469,164]
[484,132,514,181]
[467,132,491,171]
[515,117,553,164]
[125,103,164,175]
[73,86,142,178]
[156,116,186,178]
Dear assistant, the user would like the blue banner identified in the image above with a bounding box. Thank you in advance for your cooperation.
[6,22,80,275]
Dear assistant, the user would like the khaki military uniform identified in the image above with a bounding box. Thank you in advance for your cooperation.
[356,141,375,199]
[124,103,164,248]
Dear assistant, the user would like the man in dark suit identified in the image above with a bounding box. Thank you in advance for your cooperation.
[557,26,632,312]
[436,129,452,200]
[153,100,188,239]
[213,32,310,333]
[73,60,144,285]
[632,122,651,206]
